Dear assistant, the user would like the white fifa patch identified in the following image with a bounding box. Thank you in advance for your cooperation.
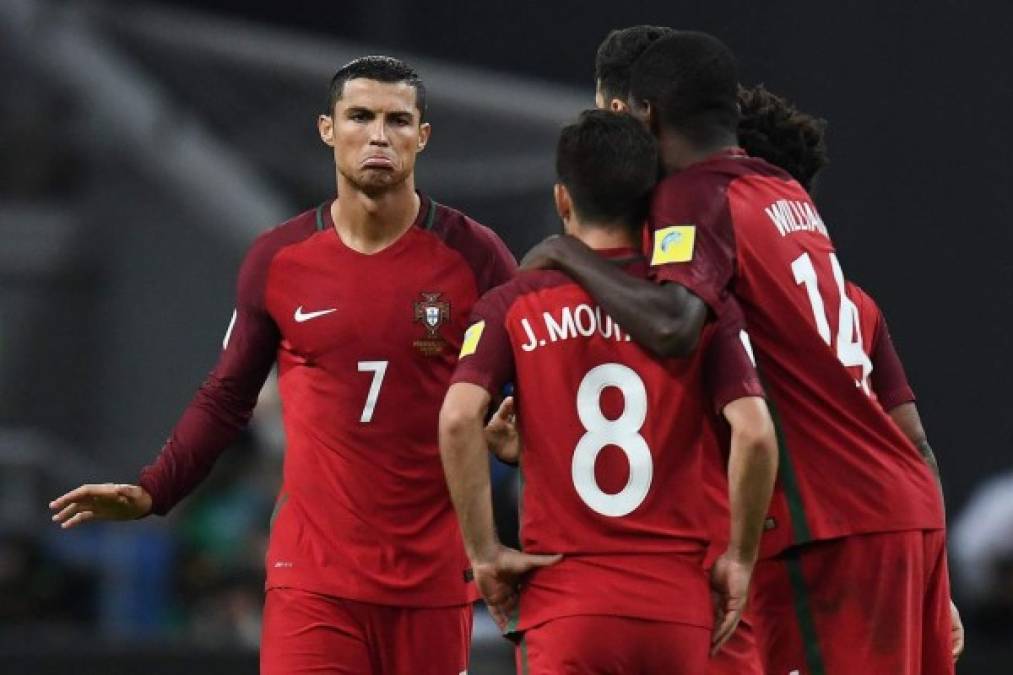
[222,309,237,350]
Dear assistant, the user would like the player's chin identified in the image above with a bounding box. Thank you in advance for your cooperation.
[355,170,407,194]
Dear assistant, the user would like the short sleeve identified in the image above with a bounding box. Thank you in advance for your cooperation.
[450,286,516,397]
[647,173,737,311]
[703,300,765,413]
[869,313,916,411]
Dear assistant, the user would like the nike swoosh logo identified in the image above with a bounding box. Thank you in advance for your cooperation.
[294,306,337,322]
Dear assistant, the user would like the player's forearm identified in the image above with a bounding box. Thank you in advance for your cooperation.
[440,401,499,563]
[139,373,259,515]
[546,237,708,358]
[726,421,778,563]
[887,402,946,510]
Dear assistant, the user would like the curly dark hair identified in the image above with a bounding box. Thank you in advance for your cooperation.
[737,84,829,191]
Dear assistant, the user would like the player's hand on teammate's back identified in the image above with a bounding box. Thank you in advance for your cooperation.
[519,234,589,271]
[950,599,964,661]
[709,551,754,655]
[484,396,520,464]
[49,483,153,528]
[472,544,561,629]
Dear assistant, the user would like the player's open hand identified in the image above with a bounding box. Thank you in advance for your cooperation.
[472,544,562,629]
[49,483,153,529]
[484,396,520,464]
[950,599,964,661]
[709,551,754,655]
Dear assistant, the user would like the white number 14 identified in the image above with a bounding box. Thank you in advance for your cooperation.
[791,251,872,393]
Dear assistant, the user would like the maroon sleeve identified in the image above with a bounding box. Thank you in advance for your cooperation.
[869,312,916,411]
[648,172,737,311]
[704,300,765,413]
[449,284,516,397]
[138,233,282,515]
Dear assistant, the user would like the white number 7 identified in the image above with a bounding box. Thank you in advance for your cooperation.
[357,360,388,423]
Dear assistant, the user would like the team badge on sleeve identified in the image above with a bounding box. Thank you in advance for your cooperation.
[459,321,485,358]
[650,225,696,265]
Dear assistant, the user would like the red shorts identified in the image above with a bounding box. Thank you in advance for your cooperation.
[517,615,709,674]
[750,529,953,675]
[260,587,472,675]
[707,611,762,675]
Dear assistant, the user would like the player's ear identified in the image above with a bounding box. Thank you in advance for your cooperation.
[417,121,432,152]
[318,115,335,147]
[553,183,572,226]
[629,99,655,132]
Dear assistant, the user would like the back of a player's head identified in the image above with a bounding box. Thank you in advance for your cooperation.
[737,84,829,192]
[629,31,739,146]
[326,56,427,120]
[556,109,658,232]
[595,25,675,104]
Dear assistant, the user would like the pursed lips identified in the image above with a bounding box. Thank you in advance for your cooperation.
[362,154,396,169]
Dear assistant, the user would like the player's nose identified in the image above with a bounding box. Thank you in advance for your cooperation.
[368,118,389,145]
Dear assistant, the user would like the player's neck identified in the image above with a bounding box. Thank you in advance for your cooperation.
[657,129,737,175]
[568,222,636,251]
[331,178,420,255]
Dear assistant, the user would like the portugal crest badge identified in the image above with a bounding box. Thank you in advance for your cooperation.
[413,292,451,356]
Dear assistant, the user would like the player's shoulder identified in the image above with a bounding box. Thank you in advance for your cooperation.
[656,152,793,198]
[845,281,882,322]
[474,269,570,316]
[428,198,511,257]
[425,195,517,291]
[243,204,323,272]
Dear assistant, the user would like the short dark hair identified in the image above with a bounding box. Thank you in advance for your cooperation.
[556,109,659,231]
[737,84,829,191]
[594,25,674,103]
[325,55,427,120]
[629,31,739,146]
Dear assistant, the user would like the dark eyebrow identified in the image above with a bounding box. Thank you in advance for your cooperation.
[345,106,375,116]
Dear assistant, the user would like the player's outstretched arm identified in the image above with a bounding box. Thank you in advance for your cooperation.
[49,483,152,529]
[520,235,708,358]
[440,384,559,627]
[711,395,778,654]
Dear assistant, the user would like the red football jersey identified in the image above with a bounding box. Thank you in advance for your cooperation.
[647,149,943,558]
[703,281,921,564]
[848,282,917,412]
[451,248,762,632]
[140,195,515,607]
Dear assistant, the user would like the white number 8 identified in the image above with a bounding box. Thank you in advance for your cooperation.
[572,363,653,517]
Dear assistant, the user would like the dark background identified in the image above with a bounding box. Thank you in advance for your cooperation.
[2,0,1010,671]
[159,0,1011,507]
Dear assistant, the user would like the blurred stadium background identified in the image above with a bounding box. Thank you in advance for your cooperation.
[1,0,1010,672]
